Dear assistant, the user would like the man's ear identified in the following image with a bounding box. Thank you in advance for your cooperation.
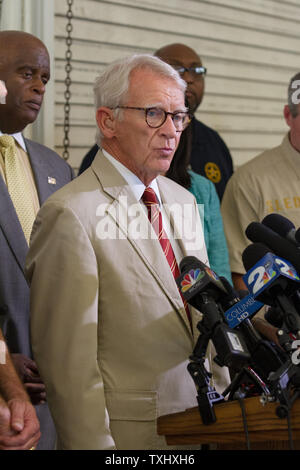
[283,104,292,128]
[96,107,116,138]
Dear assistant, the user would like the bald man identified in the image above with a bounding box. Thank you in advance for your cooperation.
[154,43,233,200]
[0,30,73,449]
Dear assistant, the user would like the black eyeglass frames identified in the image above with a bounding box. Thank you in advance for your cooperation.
[112,106,191,131]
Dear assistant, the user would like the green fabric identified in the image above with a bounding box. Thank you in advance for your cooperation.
[189,170,232,284]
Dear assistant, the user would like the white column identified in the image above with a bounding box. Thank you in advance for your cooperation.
[0,0,23,30]
[24,0,55,149]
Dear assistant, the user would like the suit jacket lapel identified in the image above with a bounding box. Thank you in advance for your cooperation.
[0,138,61,275]
[25,139,55,205]
[91,152,193,336]
[0,175,28,273]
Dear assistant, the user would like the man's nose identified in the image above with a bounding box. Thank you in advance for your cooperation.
[181,69,194,84]
[32,77,46,95]
[159,114,177,138]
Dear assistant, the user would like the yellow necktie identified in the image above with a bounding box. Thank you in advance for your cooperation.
[0,134,36,244]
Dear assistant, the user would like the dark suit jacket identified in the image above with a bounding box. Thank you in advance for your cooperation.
[0,137,74,449]
[0,138,74,354]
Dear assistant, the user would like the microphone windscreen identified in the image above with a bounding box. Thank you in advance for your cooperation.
[219,276,236,294]
[245,222,300,273]
[262,213,295,238]
[179,256,200,273]
[242,242,271,272]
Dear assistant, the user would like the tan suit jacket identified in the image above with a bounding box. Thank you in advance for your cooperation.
[26,151,229,450]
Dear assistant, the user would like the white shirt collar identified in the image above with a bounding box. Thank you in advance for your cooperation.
[0,130,27,152]
[101,148,162,205]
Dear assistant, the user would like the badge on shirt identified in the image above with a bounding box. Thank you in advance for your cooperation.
[48,176,56,185]
[204,162,221,184]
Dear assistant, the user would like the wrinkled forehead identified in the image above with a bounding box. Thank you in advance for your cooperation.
[0,39,49,73]
[128,69,186,107]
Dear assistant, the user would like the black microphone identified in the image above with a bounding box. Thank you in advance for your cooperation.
[177,256,250,370]
[179,260,286,403]
[220,276,286,381]
[264,305,284,329]
[245,221,300,274]
[178,256,227,303]
[262,213,300,248]
[219,276,262,348]
[242,242,300,343]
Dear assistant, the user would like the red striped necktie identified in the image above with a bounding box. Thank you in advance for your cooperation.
[141,187,191,325]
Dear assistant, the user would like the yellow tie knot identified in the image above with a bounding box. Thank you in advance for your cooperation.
[0,134,15,149]
[0,134,35,244]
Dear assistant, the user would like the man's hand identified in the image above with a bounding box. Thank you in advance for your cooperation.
[11,354,46,405]
[251,317,281,346]
[0,397,40,450]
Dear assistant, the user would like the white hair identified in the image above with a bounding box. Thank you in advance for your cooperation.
[93,53,187,146]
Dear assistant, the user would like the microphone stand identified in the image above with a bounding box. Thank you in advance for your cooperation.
[186,285,300,425]
[188,327,224,425]
[261,296,300,416]
[267,360,300,419]
[187,293,267,424]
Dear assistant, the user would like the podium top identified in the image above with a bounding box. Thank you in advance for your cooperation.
[157,396,300,447]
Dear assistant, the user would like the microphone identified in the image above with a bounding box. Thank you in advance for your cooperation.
[177,256,250,370]
[264,305,284,329]
[220,276,286,382]
[220,276,262,328]
[220,278,263,329]
[178,256,227,305]
[262,213,300,248]
[245,221,300,274]
[242,242,300,342]
[243,233,300,416]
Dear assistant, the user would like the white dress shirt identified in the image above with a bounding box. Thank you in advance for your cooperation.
[101,149,184,265]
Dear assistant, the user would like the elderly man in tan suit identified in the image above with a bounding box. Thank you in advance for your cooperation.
[26,54,229,450]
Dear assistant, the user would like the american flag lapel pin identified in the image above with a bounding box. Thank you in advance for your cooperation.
[48,176,56,185]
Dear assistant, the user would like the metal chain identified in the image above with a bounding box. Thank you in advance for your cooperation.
[63,0,74,161]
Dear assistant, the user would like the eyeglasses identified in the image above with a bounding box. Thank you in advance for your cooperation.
[172,65,207,79]
[113,106,191,131]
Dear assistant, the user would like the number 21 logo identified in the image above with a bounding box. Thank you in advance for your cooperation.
[247,258,291,295]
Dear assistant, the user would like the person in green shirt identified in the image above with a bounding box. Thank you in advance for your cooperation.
[166,124,232,283]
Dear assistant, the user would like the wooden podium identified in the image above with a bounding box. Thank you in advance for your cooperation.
[157,396,300,449]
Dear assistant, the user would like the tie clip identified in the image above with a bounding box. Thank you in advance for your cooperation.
[48,177,56,185]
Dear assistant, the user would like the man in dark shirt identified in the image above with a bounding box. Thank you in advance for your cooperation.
[79,44,233,200]
[155,43,233,200]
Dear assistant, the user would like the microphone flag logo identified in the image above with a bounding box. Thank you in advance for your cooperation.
[243,252,300,298]
[180,269,204,292]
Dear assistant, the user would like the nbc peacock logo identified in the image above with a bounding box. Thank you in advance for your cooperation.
[180,269,205,292]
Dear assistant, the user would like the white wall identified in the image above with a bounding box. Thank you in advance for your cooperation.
[2,0,300,172]
[53,0,300,172]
